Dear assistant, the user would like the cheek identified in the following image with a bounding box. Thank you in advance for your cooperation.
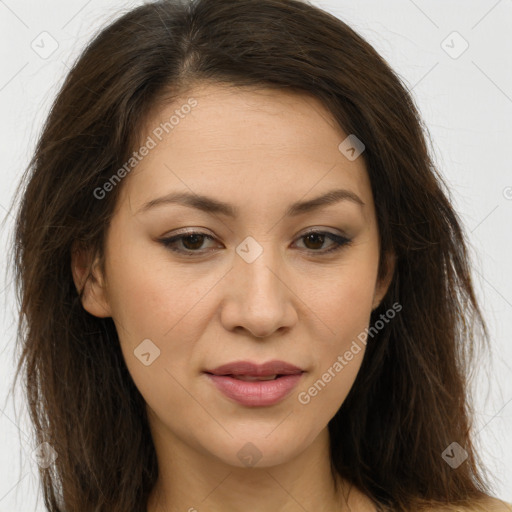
[106,262,202,414]
[104,240,218,387]
[313,262,377,341]
[105,233,200,336]
[297,283,370,418]
[299,260,376,409]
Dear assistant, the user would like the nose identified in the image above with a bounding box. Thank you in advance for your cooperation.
[219,244,298,338]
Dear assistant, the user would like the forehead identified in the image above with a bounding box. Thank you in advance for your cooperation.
[146,84,347,156]
[119,83,372,216]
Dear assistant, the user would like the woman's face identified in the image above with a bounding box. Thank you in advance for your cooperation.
[75,83,393,469]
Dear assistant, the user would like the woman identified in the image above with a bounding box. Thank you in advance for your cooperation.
[10,0,511,510]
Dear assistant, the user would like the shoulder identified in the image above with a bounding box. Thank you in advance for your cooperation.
[429,497,512,512]
[472,498,512,511]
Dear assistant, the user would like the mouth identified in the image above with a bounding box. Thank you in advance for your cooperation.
[210,374,286,381]
[204,359,304,378]
[203,360,305,407]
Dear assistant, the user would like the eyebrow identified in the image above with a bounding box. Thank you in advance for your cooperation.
[137,188,365,217]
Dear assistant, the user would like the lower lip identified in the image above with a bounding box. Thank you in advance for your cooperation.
[205,373,304,407]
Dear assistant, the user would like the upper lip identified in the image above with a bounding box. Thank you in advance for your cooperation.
[205,360,304,377]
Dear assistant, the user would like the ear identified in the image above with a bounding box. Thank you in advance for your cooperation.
[372,250,396,311]
[71,241,112,318]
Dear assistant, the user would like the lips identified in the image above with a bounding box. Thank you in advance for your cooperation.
[205,360,304,378]
[204,360,305,407]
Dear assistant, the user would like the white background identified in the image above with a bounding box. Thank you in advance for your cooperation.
[0,1,511,510]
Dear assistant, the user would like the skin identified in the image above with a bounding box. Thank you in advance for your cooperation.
[72,83,397,511]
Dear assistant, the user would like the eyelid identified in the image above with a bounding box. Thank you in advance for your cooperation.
[163,226,347,241]
[158,227,353,257]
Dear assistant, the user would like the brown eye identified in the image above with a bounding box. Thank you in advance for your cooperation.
[160,232,218,255]
[159,229,352,257]
[179,234,209,251]
[295,230,352,254]
[302,232,327,250]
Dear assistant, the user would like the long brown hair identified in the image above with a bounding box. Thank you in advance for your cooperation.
[8,0,495,510]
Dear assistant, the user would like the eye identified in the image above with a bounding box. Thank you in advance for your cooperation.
[159,229,353,257]
[294,229,353,254]
[159,231,219,255]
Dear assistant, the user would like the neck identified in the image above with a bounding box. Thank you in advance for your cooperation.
[146,423,352,512]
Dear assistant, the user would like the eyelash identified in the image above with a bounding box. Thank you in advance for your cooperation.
[159,229,353,257]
